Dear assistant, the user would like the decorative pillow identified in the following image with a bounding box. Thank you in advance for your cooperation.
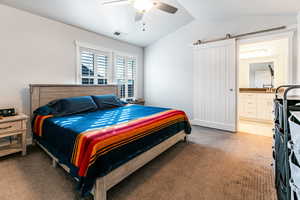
[92,94,126,110]
[33,105,55,116]
[46,96,97,116]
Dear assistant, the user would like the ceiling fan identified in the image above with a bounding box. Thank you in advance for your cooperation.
[102,0,178,22]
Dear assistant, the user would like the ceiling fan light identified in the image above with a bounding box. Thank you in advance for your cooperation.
[133,0,153,12]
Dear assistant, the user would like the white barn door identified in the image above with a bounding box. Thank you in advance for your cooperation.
[193,39,237,132]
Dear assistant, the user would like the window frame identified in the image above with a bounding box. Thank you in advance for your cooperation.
[75,41,114,85]
[75,41,138,99]
[80,47,111,85]
[113,52,138,100]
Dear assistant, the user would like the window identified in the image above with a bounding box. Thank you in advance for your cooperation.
[76,42,137,99]
[115,55,137,99]
[79,47,110,85]
[127,58,136,98]
[115,56,126,98]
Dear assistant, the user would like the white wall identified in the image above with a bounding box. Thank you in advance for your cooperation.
[144,16,297,118]
[298,13,300,81]
[0,4,144,116]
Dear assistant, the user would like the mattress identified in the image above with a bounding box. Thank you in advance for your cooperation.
[32,104,191,196]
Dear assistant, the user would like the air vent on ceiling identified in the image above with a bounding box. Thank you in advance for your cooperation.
[114,31,121,36]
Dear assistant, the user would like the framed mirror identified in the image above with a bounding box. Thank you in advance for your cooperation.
[249,62,274,88]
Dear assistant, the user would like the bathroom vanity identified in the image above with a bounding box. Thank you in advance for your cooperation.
[239,88,274,122]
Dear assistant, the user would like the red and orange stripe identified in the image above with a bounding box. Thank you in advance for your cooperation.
[33,110,190,177]
[71,110,189,176]
[33,115,53,136]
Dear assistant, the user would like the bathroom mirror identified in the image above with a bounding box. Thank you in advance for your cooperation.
[249,62,274,88]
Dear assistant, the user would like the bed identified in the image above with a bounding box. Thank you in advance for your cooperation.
[30,84,191,200]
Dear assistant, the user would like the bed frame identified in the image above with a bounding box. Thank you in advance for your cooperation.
[30,84,187,200]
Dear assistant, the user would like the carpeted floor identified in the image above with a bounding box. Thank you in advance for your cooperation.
[0,126,276,200]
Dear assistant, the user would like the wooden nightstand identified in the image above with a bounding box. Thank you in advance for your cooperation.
[0,114,28,157]
[128,99,145,105]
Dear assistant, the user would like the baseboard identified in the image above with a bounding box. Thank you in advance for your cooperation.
[239,117,273,124]
[191,119,236,132]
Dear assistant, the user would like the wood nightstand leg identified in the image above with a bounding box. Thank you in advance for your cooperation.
[21,131,27,156]
[52,159,58,168]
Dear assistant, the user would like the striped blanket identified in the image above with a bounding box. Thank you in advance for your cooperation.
[33,105,191,195]
[33,106,190,177]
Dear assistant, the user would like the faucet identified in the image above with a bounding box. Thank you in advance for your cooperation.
[267,64,274,88]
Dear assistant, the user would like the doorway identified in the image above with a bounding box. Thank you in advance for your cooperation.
[237,34,292,137]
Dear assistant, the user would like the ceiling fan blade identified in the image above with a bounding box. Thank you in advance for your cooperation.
[102,0,129,5]
[135,12,144,22]
[154,2,178,14]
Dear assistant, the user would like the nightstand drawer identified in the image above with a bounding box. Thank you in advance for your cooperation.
[0,121,22,134]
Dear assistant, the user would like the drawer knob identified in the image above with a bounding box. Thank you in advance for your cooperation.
[0,125,12,130]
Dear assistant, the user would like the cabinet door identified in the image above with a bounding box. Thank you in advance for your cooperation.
[256,93,273,121]
[239,94,246,117]
[239,93,256,119]
[265,94,274,120]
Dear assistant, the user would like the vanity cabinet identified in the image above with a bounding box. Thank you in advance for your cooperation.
[239,93,273,122]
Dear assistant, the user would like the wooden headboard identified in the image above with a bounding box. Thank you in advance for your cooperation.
[30,84,118,115]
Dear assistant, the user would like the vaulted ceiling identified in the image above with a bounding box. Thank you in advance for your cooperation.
[0,0,193,47]
[177,0,300,20]
[1,0,300,47]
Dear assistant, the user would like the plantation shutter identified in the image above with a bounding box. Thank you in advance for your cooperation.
[80,47,110,85]
[81,50,95,84]
[77,43,138,99]
[96,53,108,85]
[115,55,137,99]
[127,58,136,98]
[115,55,126,98]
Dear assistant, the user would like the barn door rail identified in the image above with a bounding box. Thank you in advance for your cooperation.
[193,26,286,45]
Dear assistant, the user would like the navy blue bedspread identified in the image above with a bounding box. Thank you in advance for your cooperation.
[33,105,191,196]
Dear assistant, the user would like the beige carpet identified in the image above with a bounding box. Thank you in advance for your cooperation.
[0,126,276,200]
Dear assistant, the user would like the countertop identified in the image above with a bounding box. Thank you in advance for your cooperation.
[239,88,276,93]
